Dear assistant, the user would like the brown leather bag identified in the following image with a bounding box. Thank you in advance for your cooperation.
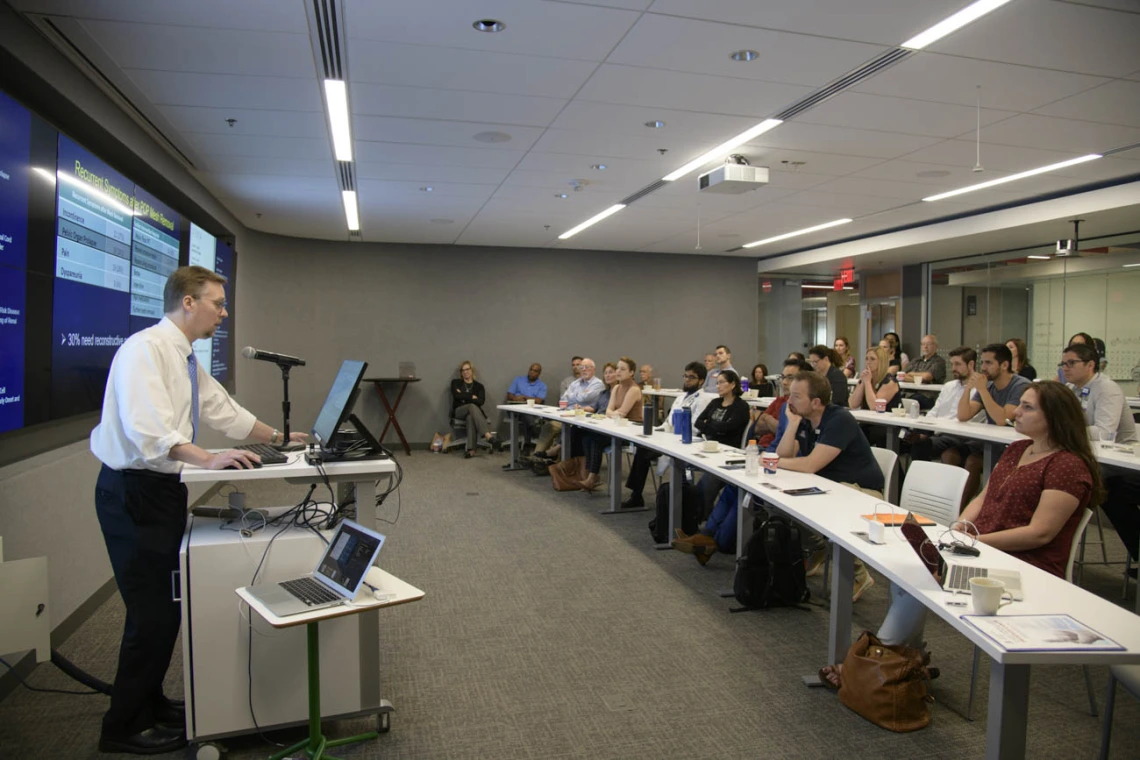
[838,631,933,732]
[549,456,587,491]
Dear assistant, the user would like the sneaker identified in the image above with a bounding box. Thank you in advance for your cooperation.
[852,567,875,603]
[621,494,645,509]
[805,549,827,577]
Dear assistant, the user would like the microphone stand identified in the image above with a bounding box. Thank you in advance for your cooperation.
[275,362,304,451]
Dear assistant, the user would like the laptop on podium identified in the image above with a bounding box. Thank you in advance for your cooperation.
[244,519,386,617]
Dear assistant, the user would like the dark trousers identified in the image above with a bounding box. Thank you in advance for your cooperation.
[95,465,188,737]
[624,446,656,497]
[583,431,608,475]
[1103,473,1140,561]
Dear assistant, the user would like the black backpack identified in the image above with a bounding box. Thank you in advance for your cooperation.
[731,516,810,610]
[648,481,700,544]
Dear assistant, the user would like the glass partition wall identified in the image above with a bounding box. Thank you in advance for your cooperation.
[929,232,1140,385]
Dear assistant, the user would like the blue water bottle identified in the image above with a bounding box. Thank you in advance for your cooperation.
[680,407,692,444]
[672,408,681,434]
[741,378,749,393]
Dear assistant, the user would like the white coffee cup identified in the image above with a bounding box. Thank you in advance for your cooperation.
[615,417,629,426]
[702,440,719,453]
[969,577,1013,615]
[912,375,924,385]
[526,399,536,406]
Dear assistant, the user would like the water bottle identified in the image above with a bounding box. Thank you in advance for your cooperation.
[672,408,681,435]
[741,378,749,393]
[680,407,692,444]
[745,439,760,476]
[642,401,653,436]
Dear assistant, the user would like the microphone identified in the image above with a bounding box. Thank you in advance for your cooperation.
[242,346,306,367]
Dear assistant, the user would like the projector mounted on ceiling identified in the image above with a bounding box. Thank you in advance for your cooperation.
[698,156,769,194]
[1056,239,1077,257]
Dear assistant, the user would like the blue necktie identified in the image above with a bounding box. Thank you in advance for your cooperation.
[188,352,200,443]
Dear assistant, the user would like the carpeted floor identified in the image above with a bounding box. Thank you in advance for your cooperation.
[2,450,1137,759]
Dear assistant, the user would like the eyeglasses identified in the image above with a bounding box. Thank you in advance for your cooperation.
[1057,360,1087,368]
[780,374,797,381]
[194,296,227,310]
[682,373,699,380]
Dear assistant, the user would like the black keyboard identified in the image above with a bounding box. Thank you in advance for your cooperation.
[234,442,288,465]
[279,577,342,606]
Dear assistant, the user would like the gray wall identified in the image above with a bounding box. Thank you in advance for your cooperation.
[234,232,760,444]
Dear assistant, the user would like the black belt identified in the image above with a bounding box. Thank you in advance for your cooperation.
[101,464,181,483]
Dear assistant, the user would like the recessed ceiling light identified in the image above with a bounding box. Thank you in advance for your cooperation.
[473,19,505,33]
[922,154,1102,202]
[901,0,1014,50]
[743,218,853,249]
[420,186,433,192]
[644,120,666,129]
[730,49,759,62]
[555,193,568,199]
[558,204,626,240]
[430,218,454,225]
[473,130,512,143]
[590,164,607,171]
[916,169,951,178]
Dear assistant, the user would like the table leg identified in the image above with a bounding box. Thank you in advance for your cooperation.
[502,411,526,471]
[373,382,413,456]
[269,622,378,760]
[828,544,854,667]
[654,459,683,550]
[983,441,996,484]
[985,661,1030,760]
[717,488,749,597]
[560,423,571,462]
[601,435,622,514]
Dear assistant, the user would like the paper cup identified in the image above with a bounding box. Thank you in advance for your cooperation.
[912,375,924,385]
[702,440,719,453]
[874,398,888,413]
[526,399,536,406]
[761,452,779,475]
[559,400,568,409]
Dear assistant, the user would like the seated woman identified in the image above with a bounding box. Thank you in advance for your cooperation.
[672,370,750,563]
[820,382,1101,687]
[809,345,849,408]
[850,346,900,447]
[834,336,856,379]
[882,332,908,374]
[451,360,496,458]
[749,363,776,398]
[1006,337,1036,381]
[580,359,642,491]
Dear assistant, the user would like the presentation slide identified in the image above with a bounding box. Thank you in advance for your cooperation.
[50,277,129,418]
[188,222,216,376]
[0,89,30,271]
[211,238,233,385]
[130,184,179,330]
[0,265,24,433]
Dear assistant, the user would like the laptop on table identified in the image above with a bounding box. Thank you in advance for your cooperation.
[244,519,386,617]
[899,513,1023,601]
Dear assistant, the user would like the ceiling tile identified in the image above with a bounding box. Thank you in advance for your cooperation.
[530,128,712,168]
[356,178,497,202]
[852,52,1110,113]
[352,83,566,127]
[195,156,334,178]
[549,100,759,141]
[643,0,969,46]
[123,69,321,111]
[356,163,512,185]
[157,106,327,138]
[797,92,1018,138]
[576,64,814,117]
[606,14,888,87]
[353,115,545,150]
[347,42,597,98]
[750,122,943,159]
[963,113,1140,154]
[345,0,640,61]
[928,0,1140,78]
[17,0,307,32]
[1033,80,1140,128]
[182,132,332,161]
[353,142,525,168]
[79,20,313,77]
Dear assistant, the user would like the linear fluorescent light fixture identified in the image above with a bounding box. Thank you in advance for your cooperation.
[901,0,1014,50]
[342,190,360,231]
[324,79,353,161]
[558,204,626,240]
[1027,255,1052,260]
[922,154,1101,202]
[743,218,852,249]
[662,119,782,182]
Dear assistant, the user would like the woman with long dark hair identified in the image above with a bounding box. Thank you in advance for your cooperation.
[1006,337,1036,380]
[819,381,1102,687]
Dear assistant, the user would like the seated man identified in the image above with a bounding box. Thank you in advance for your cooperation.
[776,372,885,601]
[622,362,711,508]
[749,358,809,450]
[953,342,1032,503]
[1062,342,1140,564]
[533,358,605,462]
[703,345,735,393]
[905,346,983,462]
[639,363,654,386]
[500,363,547,451]
[532,356,583,457]
[901,334,947,384]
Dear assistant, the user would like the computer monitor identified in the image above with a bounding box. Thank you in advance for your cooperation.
[311,359,370,452]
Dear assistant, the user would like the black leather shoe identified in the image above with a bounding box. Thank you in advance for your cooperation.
[154,701,185,729]
[99,725,187,755]
[621,494,645,509]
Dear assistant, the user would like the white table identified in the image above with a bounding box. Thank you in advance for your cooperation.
[848,377,943,392]
[497,403,1140,759]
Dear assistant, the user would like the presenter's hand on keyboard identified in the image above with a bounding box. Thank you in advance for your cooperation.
[209,449,261,470]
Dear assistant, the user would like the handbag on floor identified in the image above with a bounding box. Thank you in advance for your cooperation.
[838,631,933,732]
[549,456,587,491]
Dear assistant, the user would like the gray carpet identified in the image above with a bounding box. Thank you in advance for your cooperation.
[2,450,1138,759]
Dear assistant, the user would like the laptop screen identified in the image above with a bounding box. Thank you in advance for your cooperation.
[311,359,368,448]
[313,519,386,598]
[900,513,944,580]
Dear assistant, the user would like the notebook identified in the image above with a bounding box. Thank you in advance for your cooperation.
[244,519,386,617]
[899,513,1023,601]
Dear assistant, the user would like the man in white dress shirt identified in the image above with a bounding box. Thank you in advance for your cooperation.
[90,266,304,755]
